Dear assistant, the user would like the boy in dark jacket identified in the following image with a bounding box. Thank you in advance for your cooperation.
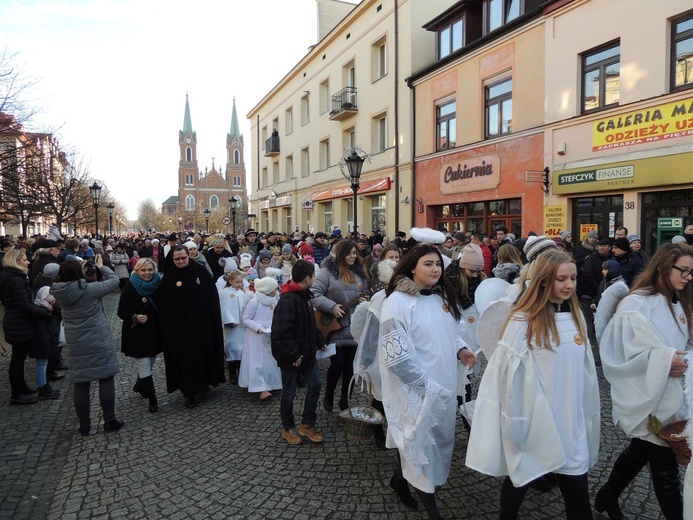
[271,260,326,445]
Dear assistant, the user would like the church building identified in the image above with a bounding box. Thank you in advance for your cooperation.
[162,95,246,230]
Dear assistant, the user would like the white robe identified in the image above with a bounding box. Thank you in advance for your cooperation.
[599,292,690,445]
[239,292,282,393]
[354,290,386,399]
[379,287,464,493]
[218,285,248,361]
[466,312,600,487]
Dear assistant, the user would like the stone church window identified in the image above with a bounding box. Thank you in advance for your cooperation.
[210,195,219,209]
[186,147,192,161]
[234,150,240,164]
[186,195,195,211]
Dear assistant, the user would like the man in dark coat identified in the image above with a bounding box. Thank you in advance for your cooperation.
[272,260,325,444]
[29,239,60,285]
[311,232,329,266]
[158,246,225,408]
[611,237,645,287]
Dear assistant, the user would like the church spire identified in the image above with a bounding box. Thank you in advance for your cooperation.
[183,93,194,136]
[228,97,242,142]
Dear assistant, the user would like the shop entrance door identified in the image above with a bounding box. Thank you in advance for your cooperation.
[571,195,623,241]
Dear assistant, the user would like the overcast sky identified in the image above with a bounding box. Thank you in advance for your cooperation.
[0,0,358,220]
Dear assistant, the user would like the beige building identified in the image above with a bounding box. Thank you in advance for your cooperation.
[544,0,693,254]
[247,0,456,238]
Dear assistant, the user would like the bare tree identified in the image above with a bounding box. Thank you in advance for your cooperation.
[136,199,160,230]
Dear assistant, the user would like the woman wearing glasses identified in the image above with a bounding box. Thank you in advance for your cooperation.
[596,242,693,520]
[158,245,226,409]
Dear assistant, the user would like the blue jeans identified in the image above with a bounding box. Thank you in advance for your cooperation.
[280,363,321,430]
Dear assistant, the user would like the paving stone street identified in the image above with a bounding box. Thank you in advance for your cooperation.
[0,290,683,519]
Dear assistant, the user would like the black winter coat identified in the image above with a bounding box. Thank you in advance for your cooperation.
[271,282,325,371]
[117,280,162,359]
[0,267,51,346]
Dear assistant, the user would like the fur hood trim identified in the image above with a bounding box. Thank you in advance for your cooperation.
[393,276,443,297]
[321,255,367,281]
[377,259,397,284]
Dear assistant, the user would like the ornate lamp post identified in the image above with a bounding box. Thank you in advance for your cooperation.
[89,182,102,237]
[345,150,364,238]
[229,197,238,236]
[177,216,182,231]
[203,208,211,233]
[107,202,114,236]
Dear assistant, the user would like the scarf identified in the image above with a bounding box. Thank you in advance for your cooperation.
[129,271,161,296]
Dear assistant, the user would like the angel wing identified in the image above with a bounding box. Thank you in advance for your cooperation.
[594,280,629,344]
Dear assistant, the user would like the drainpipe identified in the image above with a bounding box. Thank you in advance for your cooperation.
[393,0,400,235]
[411,85,416,228]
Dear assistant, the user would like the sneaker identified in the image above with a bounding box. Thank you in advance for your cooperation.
[298,423,324,443]
[281,428,303,445]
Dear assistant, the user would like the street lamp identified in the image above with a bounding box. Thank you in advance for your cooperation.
[229,197,238,236]
[177,216,182,231]
[107,202,114,236]
[89,181,102,237]
[345,149,364,238]
[203,208,211,233]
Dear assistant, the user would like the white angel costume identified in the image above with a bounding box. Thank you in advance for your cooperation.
[466,311,600,487]
[218,284,248,362]
[599,292,690,444]
[239,291,282,393]
[378,278,466,493]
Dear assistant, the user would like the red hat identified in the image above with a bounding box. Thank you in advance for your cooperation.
[299,243,314,257]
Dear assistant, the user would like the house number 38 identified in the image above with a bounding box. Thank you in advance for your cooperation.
[625,201,635,210]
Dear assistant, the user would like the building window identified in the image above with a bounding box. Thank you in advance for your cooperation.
[372,37,387,80]
[301,147,310,177]
[233,150,240,164]
[285,155,293,180]
[343,127,355,151]
[233,176,242,187]
[672,12,693,91]
[436,100,456,150]
[286,208,292,233]
[301,94,310,126]
[323,201,333,233]
[370,195,386,232]
[185,174,194,185]
[438,17,464,59]
[373,113,387,152]
[486,0,531,34]
[343,61,356,104]
[186,147,192,161]
[210,195,219,209]
[262,167,268,188]
[185,195,195,211]
[320,80,330,114]
[273,162,280,184]
[320,138,330,170]
[582,41,620,113]
[434,198,522,237]
[285,107,293,134]
[485,78,512,138]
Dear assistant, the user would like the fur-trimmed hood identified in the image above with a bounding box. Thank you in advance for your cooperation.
[392,276,443,297]
[321,254,367,281]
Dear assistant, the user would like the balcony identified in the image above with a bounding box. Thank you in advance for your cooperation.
[264,133,280,157]
[329,86,358,121]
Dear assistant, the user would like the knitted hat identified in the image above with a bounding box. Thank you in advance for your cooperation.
[672,235,687,244]
[458,244,485,270]
[258,249,272,261]
[559,230,572,241]
[453,231,466,242]
[299,243,313,257]
[239,253,252,269]
[373,243,383,251]
[551,237,564,246]
[245,267,258,281]
[586,229,598,239]
[282,244,293,254]
[613,237,630,252]
[627,234,641,244]
[254,276,278,295]
[43,263,60,279]
[183,241,197,251]
[604,259,621,279]
[524,235,557,263]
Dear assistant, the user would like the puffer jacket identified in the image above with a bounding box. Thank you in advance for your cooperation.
[0,267,52,345]
[110,251,130,279]
[311,256,368,347]
[51,267,120,383]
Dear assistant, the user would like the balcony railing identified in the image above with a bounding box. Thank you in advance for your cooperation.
[329,86,358,121]
[264,134,280,156]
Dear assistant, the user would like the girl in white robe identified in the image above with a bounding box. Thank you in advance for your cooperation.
[218,270,248,385]
[466,249,600,519]
[596,243,692,520]
[239,276,282,400]
[378,244,476,519]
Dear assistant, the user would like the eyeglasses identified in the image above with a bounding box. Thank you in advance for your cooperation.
[672,265,693,278]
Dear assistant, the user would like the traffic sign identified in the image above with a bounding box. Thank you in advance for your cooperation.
[222,216,231,225]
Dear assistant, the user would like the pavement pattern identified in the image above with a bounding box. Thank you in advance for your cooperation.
[0,290,685,519]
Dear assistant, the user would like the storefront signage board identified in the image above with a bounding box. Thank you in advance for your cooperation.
[439,154,500,195]
[544,205,567,237]
[579,224,598,241]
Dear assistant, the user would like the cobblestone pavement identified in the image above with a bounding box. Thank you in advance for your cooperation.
[0,290,684,519]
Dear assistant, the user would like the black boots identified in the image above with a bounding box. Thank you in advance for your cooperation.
[389,472,418,510]
[103,418,124,432]
[323,389,334,412]
[595,443,647,520]
[227,361,239,385]
[132,376,141,395]
[651,461,683,520]
[38,384,60,400]
[415,488,445,520]
[139,376,158,413]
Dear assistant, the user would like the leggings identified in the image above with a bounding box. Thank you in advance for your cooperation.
[73,376,116,429]
[500,473,592,520]
[325,345,356,406]
[135,356,157,378]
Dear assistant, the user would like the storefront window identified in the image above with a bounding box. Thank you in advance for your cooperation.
[571,195,623,241]
[641,189,693,254]
[324,201,333,233]
[434,198,521,237]
[371,195,386,232]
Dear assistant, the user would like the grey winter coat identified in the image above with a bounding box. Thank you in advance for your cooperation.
[311,256,368,347]
[51,267,120,383]
[110,251,130,279]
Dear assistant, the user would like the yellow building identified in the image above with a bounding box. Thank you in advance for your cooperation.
[247,0,456,238]
[544,0,693,253]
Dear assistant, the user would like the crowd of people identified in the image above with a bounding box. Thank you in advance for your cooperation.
[2,222,693,519]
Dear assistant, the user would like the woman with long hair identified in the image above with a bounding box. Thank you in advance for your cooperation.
[492,243,524,283]
[379,244,476,518]
[467,249,600,519]
[117,257,162,413]
[52,256,123,435]
[0,249,54,404]
[312,239,369,412]
[595,243,693,520]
